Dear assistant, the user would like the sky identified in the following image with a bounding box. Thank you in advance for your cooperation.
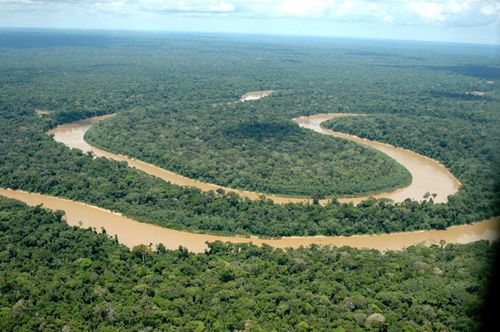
[0,0,499,45]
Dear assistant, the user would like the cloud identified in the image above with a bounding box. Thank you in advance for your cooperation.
[278,0,330,18]
[0,0,498,27]
[410,2,445,22]
[137,0,235,14]
[0,0,128,13]
[237,0,499,27]
[0,0,236,14]
[404,0,500,26]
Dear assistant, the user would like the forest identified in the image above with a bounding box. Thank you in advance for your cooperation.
[0,29,499,332]
[0,197,496,331]
[85,102,411,198]
[1,99,496,237]
[0,30,498,237]
[325,113,499,207]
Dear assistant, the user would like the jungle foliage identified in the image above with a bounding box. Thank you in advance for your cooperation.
[325,113,499,216]
[0,30,498,237]
[0,197,496,331]
[85,103,411,197]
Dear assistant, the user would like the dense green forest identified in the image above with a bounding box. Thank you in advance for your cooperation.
[0,30,498,237]
[0,197,496,331]
[0,99,494,237]
[325,113,499,209]
[85,102,411,197]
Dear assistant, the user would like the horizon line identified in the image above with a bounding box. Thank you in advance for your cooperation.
[1,26,499,47]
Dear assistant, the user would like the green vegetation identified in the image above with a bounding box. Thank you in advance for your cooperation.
[85,102,411,197]
[1,105,478,237]
[0,197,495,331]
[324,112,499,213]
[0,30,498,238]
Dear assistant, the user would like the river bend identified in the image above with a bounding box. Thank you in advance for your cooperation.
[0,102,493,252]
[48,113,460,205]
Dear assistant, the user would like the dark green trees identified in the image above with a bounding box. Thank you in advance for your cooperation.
[0,197,495,331]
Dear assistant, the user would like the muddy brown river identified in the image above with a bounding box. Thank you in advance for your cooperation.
[0,109,493,252]
[1,189,497,253]
[294,114,461,204]
[48,113,460,205]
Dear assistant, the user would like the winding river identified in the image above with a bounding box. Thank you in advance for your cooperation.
[1,92,495,252]
[47,113,460,205]
[294,114,461,204]
[0,188,497,253]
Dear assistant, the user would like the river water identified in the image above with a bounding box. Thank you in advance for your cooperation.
[1,189,497,253]
[293,114,461,204]
[48,113,460,205]
[0,111,492,252]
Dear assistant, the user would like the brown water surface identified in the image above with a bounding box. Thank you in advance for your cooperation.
[293,114,461,204]
[48,115,301,203]
[1,188,497,253]
[48,113,460,205]
[6,96,488,253]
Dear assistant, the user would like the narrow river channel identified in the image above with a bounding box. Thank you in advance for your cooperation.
[0,189,497,253]
[48,113,460,205]
[0,100,495,252]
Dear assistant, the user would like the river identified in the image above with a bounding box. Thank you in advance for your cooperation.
[293,114,461,204]
[48,113,460,205]
[1,188,497,253]
[0,104,494,252]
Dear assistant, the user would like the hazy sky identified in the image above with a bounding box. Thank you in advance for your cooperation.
[1,0,499,44]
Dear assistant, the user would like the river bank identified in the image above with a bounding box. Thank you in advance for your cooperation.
[49,112,460,205]
[1,188,497,253]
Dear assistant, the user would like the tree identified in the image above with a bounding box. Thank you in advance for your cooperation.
[131,244,151,263]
